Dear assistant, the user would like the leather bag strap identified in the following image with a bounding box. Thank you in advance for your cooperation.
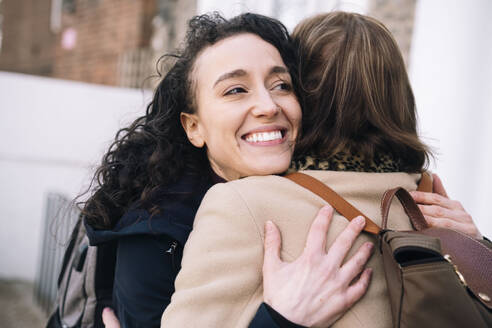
[417,171,433,192]
[285,172,433,235]
[381,187,429,231]
[285,172,381,235]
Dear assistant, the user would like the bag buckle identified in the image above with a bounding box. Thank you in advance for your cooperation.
[444,254,467,287]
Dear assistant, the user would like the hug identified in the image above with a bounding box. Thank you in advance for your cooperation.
[48,10,487,328]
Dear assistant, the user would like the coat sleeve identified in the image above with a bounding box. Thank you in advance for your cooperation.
[249,303,307,328]
[161,182,267,327]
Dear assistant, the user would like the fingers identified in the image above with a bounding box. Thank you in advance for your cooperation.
[339,242,374,280]
[326,216,366,268]
[418,204,471,223]
[410,191,460,210]
[414,193,483,239]
[423,216,482,239]
[344,268,372,307]
[263,220,283,275]
[304,205,334,255]
[432,173,449,198]
[102,308,121,328]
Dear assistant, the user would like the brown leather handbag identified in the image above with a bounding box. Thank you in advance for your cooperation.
[286,172,492,328]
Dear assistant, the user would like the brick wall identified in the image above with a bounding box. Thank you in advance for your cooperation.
[0,0,197,87]
[52,0,156,86]
[0,0,56,76]
[1,1,414,85]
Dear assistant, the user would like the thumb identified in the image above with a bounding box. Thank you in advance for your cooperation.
[432,173,449,198]
[102,307,121,328]
[263,220,282,276]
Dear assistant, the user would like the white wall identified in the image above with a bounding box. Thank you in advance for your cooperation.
[410,0,492,236]
[0,72,151,281]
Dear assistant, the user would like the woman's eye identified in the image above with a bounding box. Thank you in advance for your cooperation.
[225,87,247,96]
[272,82,292,91]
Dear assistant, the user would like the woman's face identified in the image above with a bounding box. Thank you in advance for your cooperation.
[181,33,301,181]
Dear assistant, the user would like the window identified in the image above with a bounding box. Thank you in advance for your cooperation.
[51,0,62,32]
[62,0,76,14]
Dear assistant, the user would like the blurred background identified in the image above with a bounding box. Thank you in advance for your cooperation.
[0,0,490,326]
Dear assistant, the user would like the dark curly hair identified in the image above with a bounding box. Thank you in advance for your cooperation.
[81,12,299,229]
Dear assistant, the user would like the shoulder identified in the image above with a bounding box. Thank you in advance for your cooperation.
[87,174,214,246]
[197,175,294,221]
[192,175,301,246]
[193,180,262,234]
[187,178,290,257]
[203,175,296,203]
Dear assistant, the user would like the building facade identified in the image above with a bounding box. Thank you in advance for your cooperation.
[0,0,196,87]
[0,0,414,87]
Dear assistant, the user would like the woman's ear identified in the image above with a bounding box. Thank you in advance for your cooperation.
[180,112,205,148]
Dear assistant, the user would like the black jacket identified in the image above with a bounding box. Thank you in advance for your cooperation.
[86,173,301,328]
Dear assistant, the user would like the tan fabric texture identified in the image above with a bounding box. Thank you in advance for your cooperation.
[161,171,422,327]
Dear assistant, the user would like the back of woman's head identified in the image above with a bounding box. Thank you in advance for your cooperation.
[83,12,298,229]
[292,11,430,172]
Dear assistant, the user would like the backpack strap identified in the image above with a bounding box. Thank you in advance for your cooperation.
[284,171,433,235]
[57,216,83,286]
[285,172,381,235]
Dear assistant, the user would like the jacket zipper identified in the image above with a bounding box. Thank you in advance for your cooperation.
[166,241,179,272]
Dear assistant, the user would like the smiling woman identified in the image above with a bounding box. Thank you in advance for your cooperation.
[181,33,301,181]
[49,12,316,328]
[50,12,378,328]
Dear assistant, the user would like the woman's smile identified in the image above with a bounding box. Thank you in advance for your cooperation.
[241,126,286,146]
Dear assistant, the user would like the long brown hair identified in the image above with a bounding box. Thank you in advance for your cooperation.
[292,11,430,172]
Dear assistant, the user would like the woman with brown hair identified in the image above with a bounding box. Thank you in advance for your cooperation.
[290,12,480,239]
[292,12,428,174]
[86,11,374,328]
[160,11,483,328]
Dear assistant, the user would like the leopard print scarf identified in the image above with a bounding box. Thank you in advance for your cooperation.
[290,152,401,173]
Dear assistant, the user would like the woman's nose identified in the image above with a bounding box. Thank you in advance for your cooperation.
[251,89,280,118]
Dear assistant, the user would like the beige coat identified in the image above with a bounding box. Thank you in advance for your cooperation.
[161,171,423,327]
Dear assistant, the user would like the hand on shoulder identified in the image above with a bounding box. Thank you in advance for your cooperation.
[410,173,482,239]
[262,205,373,327]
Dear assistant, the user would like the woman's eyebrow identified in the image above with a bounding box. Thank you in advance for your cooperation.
[213,69,247,87]
[213,66,288,88]
[270,66,288,75]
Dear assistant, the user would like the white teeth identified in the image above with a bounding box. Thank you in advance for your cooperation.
[245,130,283,143]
